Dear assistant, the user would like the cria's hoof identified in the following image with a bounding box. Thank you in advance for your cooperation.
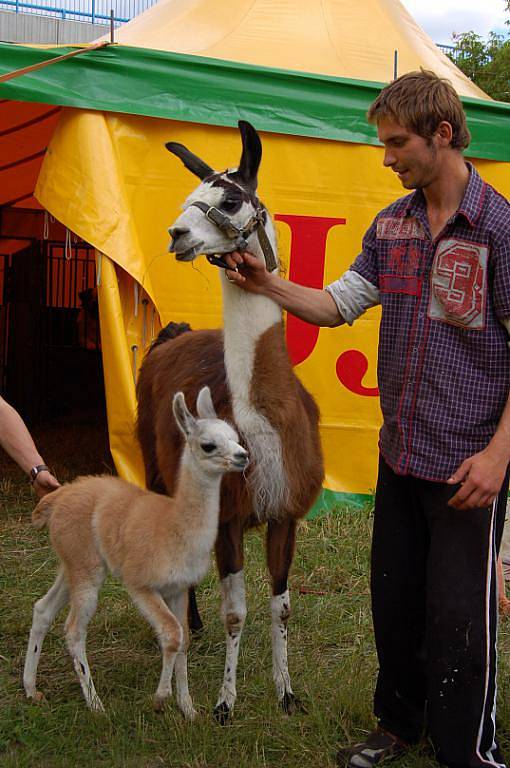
[213,701,232,725]
[153,695,166,713]
[280,692,306,715]
[28,690,46,704]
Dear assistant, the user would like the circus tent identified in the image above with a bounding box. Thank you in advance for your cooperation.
[0,0,509,506]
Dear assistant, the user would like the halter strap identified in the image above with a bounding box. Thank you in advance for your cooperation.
[189,200,277,272]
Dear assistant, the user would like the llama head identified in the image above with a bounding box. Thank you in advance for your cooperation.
[166,121,266,262]
[172,386,249,475]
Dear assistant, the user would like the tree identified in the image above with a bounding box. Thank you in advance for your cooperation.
[449,14,510,102]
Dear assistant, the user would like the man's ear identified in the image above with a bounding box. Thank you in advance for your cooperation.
[436,121,453,146]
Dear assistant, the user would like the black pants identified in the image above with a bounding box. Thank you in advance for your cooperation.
[371,456,509,768]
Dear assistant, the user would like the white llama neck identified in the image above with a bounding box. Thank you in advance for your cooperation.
[220,215,289,520]
[220,215,281,407]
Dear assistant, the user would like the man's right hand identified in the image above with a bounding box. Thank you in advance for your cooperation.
[224,251,272,293]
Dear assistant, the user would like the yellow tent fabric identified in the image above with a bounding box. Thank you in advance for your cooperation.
[111,0,488,99]
[35,0,509,501]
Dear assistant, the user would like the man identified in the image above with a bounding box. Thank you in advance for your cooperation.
[225,70,510,768]
[0,395,60,498]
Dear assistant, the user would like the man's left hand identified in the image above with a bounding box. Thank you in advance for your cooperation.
[447,448,508,509]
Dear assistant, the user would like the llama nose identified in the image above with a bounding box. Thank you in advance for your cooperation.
[168,226,190,251]
[234,450,249,466]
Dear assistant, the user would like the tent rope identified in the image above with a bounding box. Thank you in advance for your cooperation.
[0,42,110,84]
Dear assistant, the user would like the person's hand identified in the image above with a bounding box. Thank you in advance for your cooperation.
[33,470,60,499]
[447,447,508,509]
[224,251,273,293]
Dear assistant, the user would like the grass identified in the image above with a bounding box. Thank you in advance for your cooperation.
[1,419,510,767]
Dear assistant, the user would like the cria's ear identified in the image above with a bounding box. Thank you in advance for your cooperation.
[172,391,196,437]
[165,142,214,181]
[196,386,217,420]
[236,121,261,191]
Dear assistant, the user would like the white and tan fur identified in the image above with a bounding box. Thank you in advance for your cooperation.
[23,387,248,716]
[136,122,324,720]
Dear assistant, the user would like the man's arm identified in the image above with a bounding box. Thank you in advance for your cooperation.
[447,394,510,510]
[225,251,344,326]
[0,396,60,498]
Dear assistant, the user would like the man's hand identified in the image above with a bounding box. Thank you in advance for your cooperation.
[33,470,60,499]
[447,448,508,509]
[224,251,272,293]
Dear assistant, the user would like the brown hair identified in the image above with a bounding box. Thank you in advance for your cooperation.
[367,69,471,150]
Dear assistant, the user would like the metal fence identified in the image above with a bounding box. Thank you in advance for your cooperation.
[0,0,157,25]
[437,43,458,60]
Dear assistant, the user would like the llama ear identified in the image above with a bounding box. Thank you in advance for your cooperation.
[165,142,214,181]
[172,392,196,437]
[196,386,217,420]
[236,121,261,191]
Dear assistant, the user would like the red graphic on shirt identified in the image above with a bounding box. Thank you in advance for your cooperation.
[429,239,488,329]
[389,245,407,273]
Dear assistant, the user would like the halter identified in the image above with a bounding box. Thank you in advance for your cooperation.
[189,199,277,272]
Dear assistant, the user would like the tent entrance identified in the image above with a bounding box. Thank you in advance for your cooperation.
[0,207,105,426]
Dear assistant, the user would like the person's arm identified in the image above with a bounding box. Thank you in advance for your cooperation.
[0,397,60,498]
[447,391,510,510]
[448,310,510,510]
[225,251,344,326]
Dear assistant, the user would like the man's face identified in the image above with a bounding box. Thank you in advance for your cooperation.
[377,116,440,190]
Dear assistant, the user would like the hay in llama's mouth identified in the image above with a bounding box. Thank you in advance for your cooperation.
[171,241,204,261]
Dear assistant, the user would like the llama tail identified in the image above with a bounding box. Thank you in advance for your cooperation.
[148,321,192,354]
[32,492,60,529]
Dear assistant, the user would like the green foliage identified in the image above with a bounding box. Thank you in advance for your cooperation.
[450,18,510,101]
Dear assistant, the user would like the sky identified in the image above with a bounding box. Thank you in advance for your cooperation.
[401,0,508,45]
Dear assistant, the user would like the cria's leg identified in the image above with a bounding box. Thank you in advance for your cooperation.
[24,567,69,701]
[165,589,196,720]
[129,586,183,712]
[214,520,245,724]
[267,518,301,714]
[64,567,106,712]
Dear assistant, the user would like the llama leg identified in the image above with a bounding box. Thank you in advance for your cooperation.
[64,569,106,712]
[164,589,196,720]
[24,568,69,700]
[267,518,300,713]
[129,586,183,712]
[214,521,246,724]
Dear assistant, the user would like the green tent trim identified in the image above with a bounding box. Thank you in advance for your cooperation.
[1,43,510,161]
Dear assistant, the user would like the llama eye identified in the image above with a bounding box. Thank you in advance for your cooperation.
[222,197,240,212]
[201,442,216,453]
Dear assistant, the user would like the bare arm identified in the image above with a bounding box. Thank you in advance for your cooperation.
[225,251,344,327]
[0,396,60,497]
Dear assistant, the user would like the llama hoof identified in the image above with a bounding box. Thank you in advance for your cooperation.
[213,701,232,725]
[182,705,198,722]
[280,692,305,715]
[153,694,167,713]
[27,690,46,704]
[90,697,106,713]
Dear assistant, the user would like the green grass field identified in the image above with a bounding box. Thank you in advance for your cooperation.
[2,419,510,768]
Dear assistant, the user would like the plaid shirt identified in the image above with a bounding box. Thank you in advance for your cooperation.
[351,164,510,481]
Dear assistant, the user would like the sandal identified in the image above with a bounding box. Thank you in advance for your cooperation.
[337,728,408,767]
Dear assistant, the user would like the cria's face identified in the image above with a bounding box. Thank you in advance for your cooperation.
[168,172,257,260]
[190,420,249,473]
